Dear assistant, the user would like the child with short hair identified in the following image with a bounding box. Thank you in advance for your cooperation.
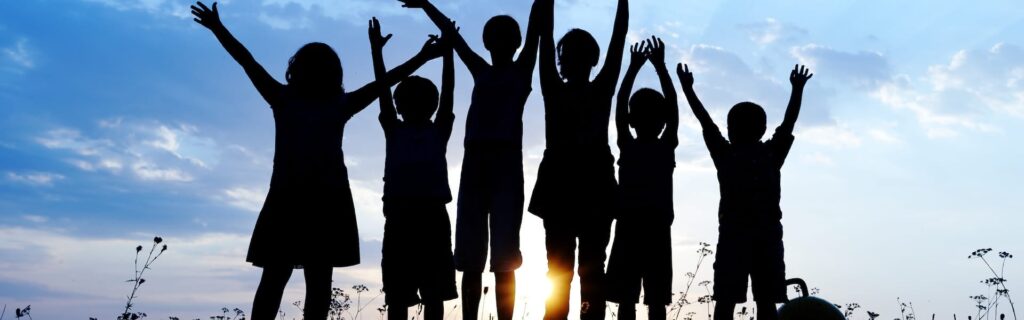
[398,1,547,319]
[369,17,456,320]
[606,37,678,320]
[677,63,813,320]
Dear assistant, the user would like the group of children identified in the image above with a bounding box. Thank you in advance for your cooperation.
[190,0,812,320]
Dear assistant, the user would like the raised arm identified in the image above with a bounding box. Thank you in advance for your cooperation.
[648,37,678,147]
[438,35,456,143]
[399,0,489,76]
[676,63,718,132]
[369,18,398,130]
[538,0,562,96]
[346,37,446,117]
[516,0,549,73]
[192,1,283,105]
[779,64,812,135]
[595,0,629,89]
[616,42,647,146]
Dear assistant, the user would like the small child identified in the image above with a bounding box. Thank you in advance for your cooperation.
[399,1,547,319]
[369,18,457,320]
[606,37,678,320]
[677,63,813,320]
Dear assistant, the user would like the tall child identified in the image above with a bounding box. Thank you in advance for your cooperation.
[369,18,457,320]
[399,1,547,319]
[677,63,813,320]
[192,3,443,319]
[606,37,678,320]
[532,0,629,319]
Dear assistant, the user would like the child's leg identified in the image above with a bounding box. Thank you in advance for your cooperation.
[756,301,779,320]
[495,271,516,320]
[578,216,612,320]
[461,272,483,320]
[713,302,736,320]
[423,300,445,320]
[388,305,409,320]
[303,265,333,320]
[543,217,577,320]
[647,305,666,320]
[252,266,293,320]
[617,304,636,320]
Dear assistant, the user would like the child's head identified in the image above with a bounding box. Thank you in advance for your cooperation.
[727,102,767,144]
[557,29,599,82]
[483,15,522,62]
[394,76,440,123]
[286,42,343,95]
[628,88,669,139]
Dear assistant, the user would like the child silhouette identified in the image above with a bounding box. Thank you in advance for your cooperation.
[399,1,546,319]
[677,63,813,320]
[192,3,443,320]
[531,0,629,319]
[605,37,678,320]
[370,18,456,320]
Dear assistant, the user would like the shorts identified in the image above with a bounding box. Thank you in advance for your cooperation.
[606,220,673,305]
[454,147,525,273]
[382,202,458,307]
[712,221,786,303]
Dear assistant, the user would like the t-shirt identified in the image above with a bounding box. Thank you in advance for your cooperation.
[381,113,455,204]
[269,90,351,188]
[542,81,615,150]
[464,65,532,148]
[704,126,794,223]
[617,138,676,223]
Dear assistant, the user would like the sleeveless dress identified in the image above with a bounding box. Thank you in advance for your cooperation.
[246,89,360,268]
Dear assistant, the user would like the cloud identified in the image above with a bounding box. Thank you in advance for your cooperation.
[739,18,807,46]
[3,38,33,69]
[925,43,1024,118]
[5,171,65,186]
[22,215,48,223]
[222,186,266,212]
[36,119,219,182]
[259,0,409,25]
[872,76,996,138]
[790,44,891,89]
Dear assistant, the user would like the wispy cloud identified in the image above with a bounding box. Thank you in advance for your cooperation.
[222,186,266,212]
[739,18,807,46]
[5,171,65,186]
[3,38,33,69]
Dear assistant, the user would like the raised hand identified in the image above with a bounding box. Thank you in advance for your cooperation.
[677,63,694,88]
[790,64,813,88]
[647,36,666,65]
[418,35,446,60]
[398,0,429,9]
[439,19,461,39]
[368,17,393,51]
[629,41,648,67]
[191,1,222,30]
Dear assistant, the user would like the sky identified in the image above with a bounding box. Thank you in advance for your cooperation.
[0,0,1022,319]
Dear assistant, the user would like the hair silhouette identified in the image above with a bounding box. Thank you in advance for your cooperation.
[556,29,600,81]
[286,42,343,95]
[483,15,523,56]
[726,101,767,144]
[394,75,440,122]
[628,88,669,139]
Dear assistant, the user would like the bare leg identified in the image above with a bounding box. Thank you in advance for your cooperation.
[714,302,735,320]
[424,301,445,320]
[756,301,779,320]
[252,266,293,320]
[647,305,666,320]
[389,305,409,320]
[303,266,333,320]
[618,304,636,320]
[462,271,483,320]
[495,271,516,320]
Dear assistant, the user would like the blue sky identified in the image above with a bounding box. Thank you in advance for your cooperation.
[1,0,1022,319]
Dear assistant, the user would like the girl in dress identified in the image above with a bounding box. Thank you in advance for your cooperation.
[191,3,445,319]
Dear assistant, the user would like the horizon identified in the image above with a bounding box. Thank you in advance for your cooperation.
[0,0,1022,319]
